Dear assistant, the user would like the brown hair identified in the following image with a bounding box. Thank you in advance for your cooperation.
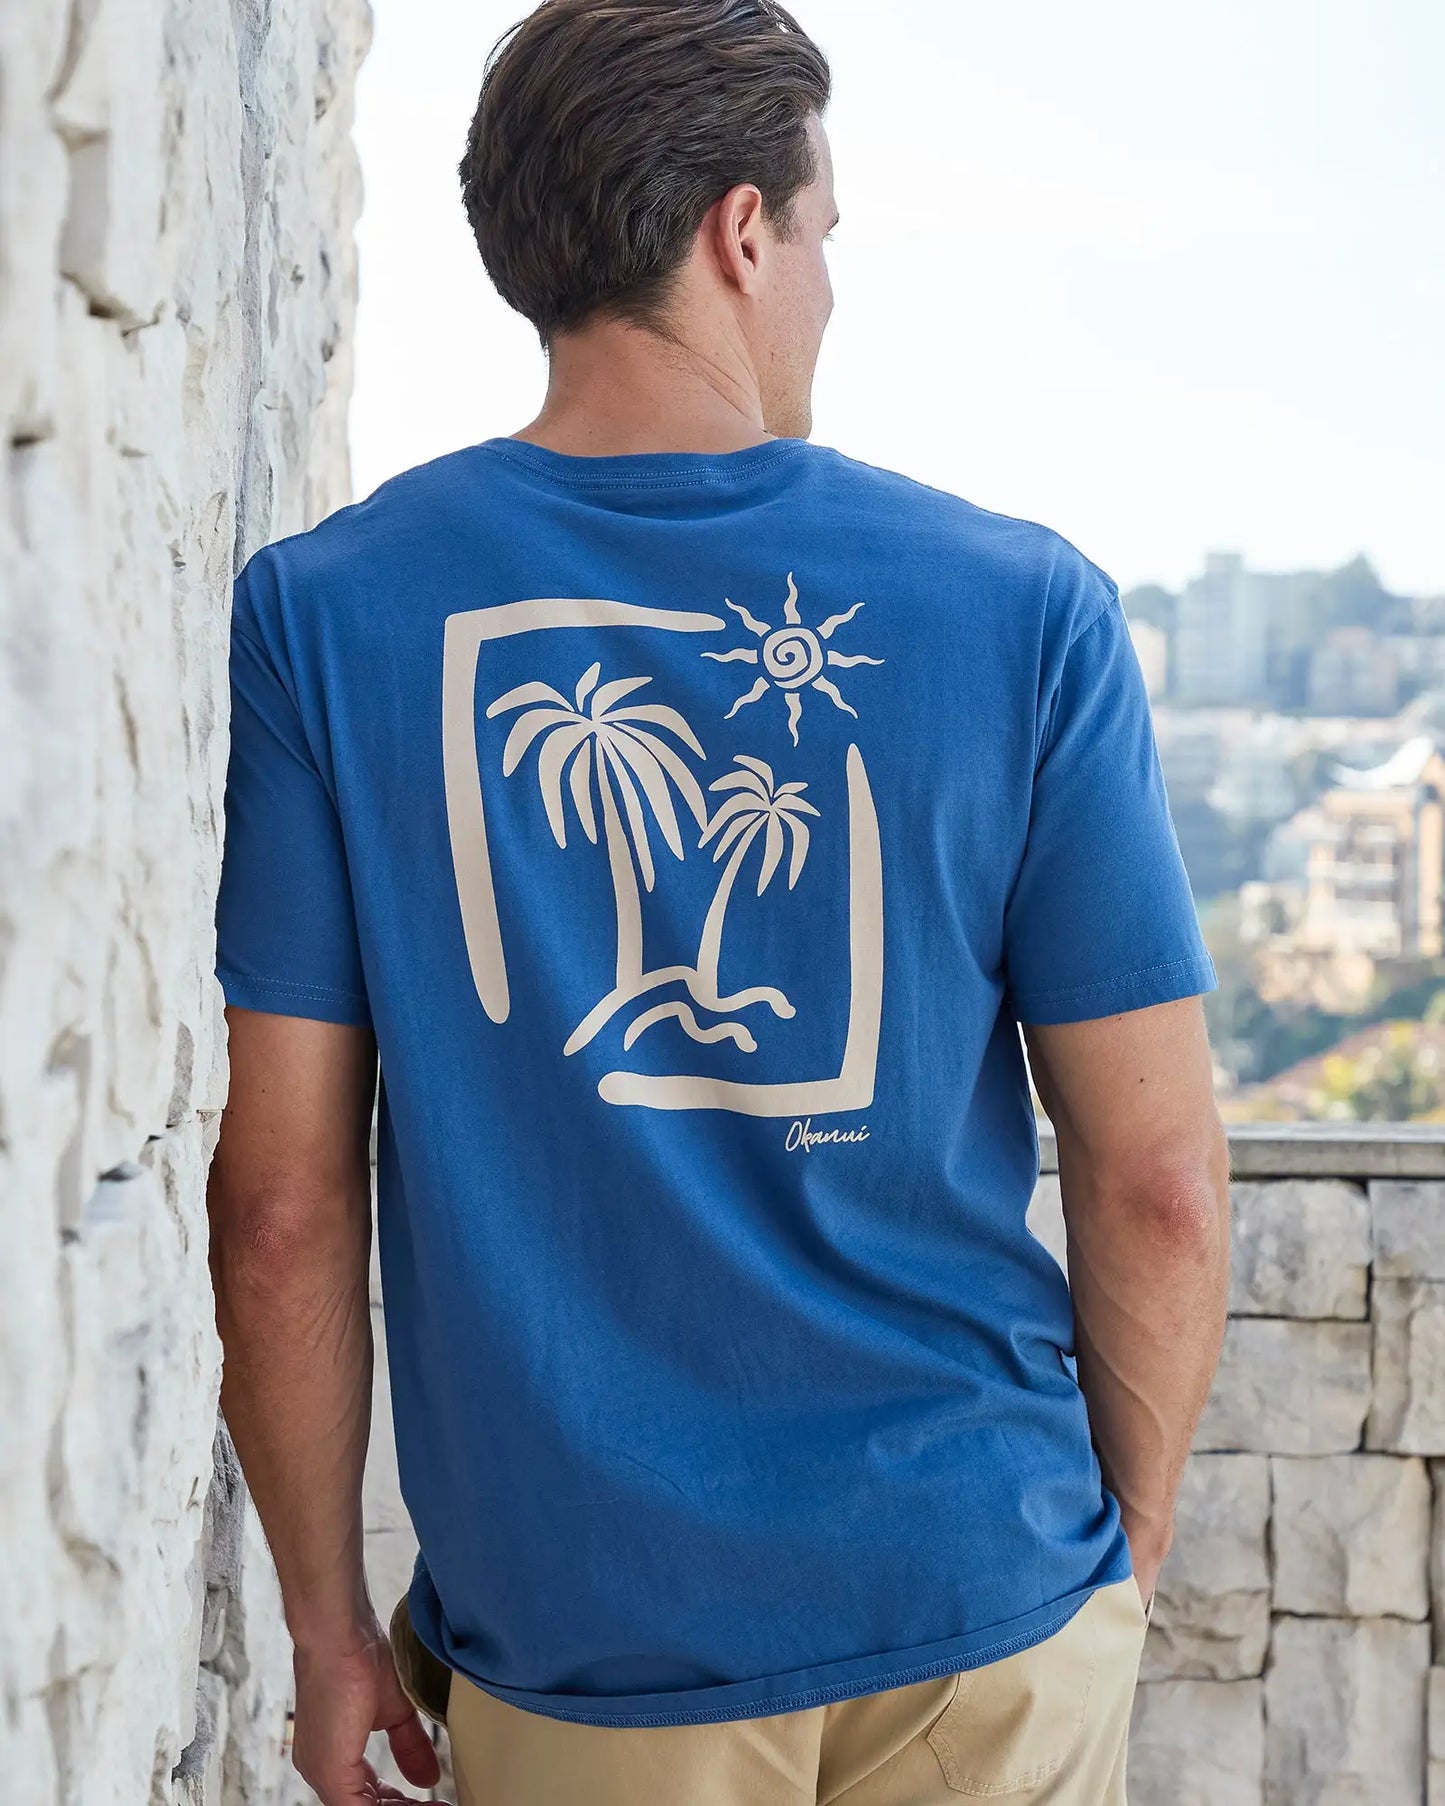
[459,0,831,344]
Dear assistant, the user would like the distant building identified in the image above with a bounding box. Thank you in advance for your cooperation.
[1173,553,1268,706]
[1153,711,1239,803]
[1385,633,1445,700]
[1247,737,1445,1010]
[1238,877,1304,944]
[1128,618,1168,700]
[1208,718,1298,826]
[1171,552,1375,711]
[1304,737,1445,957]
[1261,805,1328,883]
[1307,626,1398,716]
[1173,553,1320,709]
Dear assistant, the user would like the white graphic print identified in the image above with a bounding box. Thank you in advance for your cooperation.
[487,661,708,1002]
[696,756,818,1006]
[440,592,883,1116]
[703,571,884,746]
[488,673,795,1056]
[597,743,881,1117]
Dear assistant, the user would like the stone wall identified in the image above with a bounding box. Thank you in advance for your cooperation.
[1032,1127,1445,1805]
[0,1,368,1801]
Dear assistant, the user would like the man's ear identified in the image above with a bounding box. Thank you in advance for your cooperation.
[707,182,768,297]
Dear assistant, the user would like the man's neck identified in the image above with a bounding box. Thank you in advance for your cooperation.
[512,315,775,458]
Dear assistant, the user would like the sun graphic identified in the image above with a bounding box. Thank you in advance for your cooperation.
[702,573,884,746]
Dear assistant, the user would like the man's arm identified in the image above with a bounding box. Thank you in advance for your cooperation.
[1023,995,1230,1607]
[208,1007,439,1806]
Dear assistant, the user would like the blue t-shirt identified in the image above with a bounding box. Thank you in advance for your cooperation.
[216,436,1216,1727]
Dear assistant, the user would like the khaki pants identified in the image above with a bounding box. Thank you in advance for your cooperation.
[392,1577,1150,1805]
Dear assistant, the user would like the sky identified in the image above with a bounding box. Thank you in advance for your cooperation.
[350,0,1444,598]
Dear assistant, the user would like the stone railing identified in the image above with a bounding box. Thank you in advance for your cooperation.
[363,1126,1445,1804]
[1032,1123,1445,1806]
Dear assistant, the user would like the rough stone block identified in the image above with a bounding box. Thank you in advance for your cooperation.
[1374,1180,1445,1281]
[363,1303,412,1537]
[1195,1319,1372,1455]
[1264,1617,1428,1805]
[1142,1456,1269,1681]
[216,1498,323,1806]
[1431,1668,1445,1806]
[1272,1454,1430,1620]
[1229,1180,1370,1319]
[1129,1680,1263,1806]
[1429,1462,1445,1664]
[1369,1281,1445,1454]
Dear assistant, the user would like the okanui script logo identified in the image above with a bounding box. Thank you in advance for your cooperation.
[785,1117,871,1153]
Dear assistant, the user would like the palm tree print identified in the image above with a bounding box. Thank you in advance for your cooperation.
[486,661,708,993]
[489,668,813,1058]
[696,756,819,1000]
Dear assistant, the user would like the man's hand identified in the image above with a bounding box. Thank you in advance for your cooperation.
[292,1620,441,1805]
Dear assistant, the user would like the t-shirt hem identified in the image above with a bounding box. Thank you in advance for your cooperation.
[409,1574,1121,1728]
[216,967,372,1029]
[1012,951,1218,1026]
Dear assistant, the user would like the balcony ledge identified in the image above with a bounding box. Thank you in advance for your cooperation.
[1037,1119,1445,1178]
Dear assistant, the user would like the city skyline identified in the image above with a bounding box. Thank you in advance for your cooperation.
[351,0,1445,598]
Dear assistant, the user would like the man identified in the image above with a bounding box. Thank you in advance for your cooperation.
[207,2,1231,1802]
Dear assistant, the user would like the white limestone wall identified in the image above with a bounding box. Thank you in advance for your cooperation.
[0,1,368,1799]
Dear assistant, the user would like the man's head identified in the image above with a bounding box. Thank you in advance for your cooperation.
[460,0,835,438]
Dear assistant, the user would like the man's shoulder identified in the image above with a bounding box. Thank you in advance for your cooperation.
[250,445,494,576]
[233,446,509,650]
[806,443,1118,636]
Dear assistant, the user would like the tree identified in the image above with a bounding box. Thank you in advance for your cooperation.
[487,661,707,992]
[1314,1023,1445,1121]
[1313,554,1397,632]
[1120,583,1177,634]
[695,756,818,1002]
[491,668,803,1055]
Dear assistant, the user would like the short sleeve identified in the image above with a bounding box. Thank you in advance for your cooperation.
[215,560,372,1028]
[1003,592,1217,1025]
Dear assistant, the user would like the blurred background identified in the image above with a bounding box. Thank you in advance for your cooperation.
[355,0,1445,1123]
